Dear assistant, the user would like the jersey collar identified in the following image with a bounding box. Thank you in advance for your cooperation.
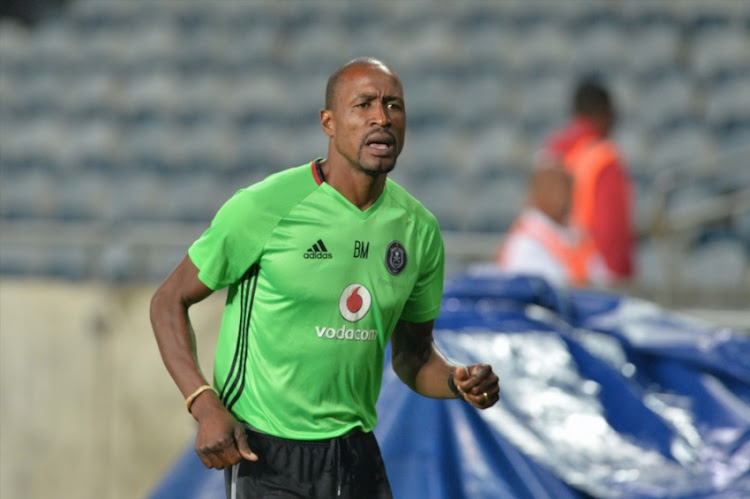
[311,159,387,219]
[312,159,325,185]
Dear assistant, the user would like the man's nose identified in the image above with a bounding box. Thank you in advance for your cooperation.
[370,102,391,127]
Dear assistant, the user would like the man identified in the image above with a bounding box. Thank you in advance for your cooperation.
[540,78,634,282]
[494,162,612,288]
[150,57,500,498]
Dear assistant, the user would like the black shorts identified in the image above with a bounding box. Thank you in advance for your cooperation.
[225,427,393,499]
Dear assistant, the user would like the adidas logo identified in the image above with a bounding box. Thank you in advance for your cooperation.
[304,239,333,259]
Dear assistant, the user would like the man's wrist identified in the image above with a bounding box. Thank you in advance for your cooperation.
[186,384,217,413]
[447,369,464,400]
[187,387,222,421]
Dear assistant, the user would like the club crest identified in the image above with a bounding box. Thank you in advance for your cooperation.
[385,241,407,275]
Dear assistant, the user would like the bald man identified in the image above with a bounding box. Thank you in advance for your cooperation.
[495,164,613,288]
[150,57,499,498]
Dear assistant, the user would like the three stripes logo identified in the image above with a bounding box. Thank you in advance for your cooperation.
[304,239,333,259]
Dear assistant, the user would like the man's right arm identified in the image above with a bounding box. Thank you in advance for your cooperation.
[149,255,257,468]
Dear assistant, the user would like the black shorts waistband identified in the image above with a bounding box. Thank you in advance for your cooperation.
[243,425,368,447]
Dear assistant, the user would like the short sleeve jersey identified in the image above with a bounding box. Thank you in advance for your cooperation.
[188,161,444,440]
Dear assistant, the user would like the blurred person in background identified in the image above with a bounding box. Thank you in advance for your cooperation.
[150,57,500,499]
[494,161,613,288]
[540,77,635,283]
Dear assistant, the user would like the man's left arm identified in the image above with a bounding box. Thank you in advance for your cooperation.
[391,319,500,409]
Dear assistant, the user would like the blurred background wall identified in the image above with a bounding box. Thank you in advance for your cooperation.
[1,1,749,497]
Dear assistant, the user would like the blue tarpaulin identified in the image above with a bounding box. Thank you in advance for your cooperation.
[150,272,750,498]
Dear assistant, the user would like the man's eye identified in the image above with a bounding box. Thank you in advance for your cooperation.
[387,103,402,110]
[357,102,370,108]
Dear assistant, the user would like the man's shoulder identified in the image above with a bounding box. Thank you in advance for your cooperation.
[385,178,439,226]
[248,162,317,192]
[544,117,601,157]
[233,162,318,203]
[213,163,319,225]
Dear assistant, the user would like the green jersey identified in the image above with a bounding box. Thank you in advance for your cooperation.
[188,161,444,440]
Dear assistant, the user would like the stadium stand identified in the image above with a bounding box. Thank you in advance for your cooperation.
[2,4,750,499]
[1,0,749,306]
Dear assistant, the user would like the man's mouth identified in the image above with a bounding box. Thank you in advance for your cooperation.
[365,133,396,153]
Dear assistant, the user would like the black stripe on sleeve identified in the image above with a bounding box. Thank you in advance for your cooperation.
[219,264,259,411]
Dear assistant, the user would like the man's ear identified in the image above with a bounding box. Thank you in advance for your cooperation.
[320,108,334,138]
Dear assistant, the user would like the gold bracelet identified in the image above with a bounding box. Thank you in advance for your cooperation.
[185,384,217,413]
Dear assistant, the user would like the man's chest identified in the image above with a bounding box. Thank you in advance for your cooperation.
[256,214,418,317]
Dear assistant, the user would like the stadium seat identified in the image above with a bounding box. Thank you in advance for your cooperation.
[409,174,469,231]
[638,72,697,134]
[516,75,569,136]
[737,209,750,247]
[172,119,240,173]
[0,69,14,116]
[665,179,713,210]
[635,239,669,291]
[124,18,180,68]
[704,73,750,132]
[511,1,565,29]
[397,126,465,184]
[615,126,651,176]
[176,20,237,75]
[283,23,344,71]
[276,126,328,171]
[220,21,282,70]
[0,170,58,219]
[570,21,627,75]
[460,22,518,71]
[106,172,166,222]
[2,114,75,173]
[72,118,123,171]
[451,73,508,128]
[463,121,528,182]
[623,22,681,80]
[690,25,750,81]
[168,74,225,126]
[621,1,678,30]
[119,68,183,121]
[12,66,62,119]
[402,78,459,129]
[160,173,238,223]
[399,20,464,73]
[27,19,79,70]
[514,24,571,77]
[222,69,293,127]
[0,244,88,280]
[649,124,715,173]
[68,0,141,33]
[463,175,527,233]
[122,120,180,172]
[0,19,31,73]
[607,74,636,114]
[716,122,750,153]
[54,172,116,221]
[46,246,94,280]
[682,237,749,290]
[59,69,120,120]
[233,123,290,174]
[631,173,658,235]
[143,247,192,283]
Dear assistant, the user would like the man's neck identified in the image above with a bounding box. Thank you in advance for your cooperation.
[573,114,608,138]
[319,159,386,211]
